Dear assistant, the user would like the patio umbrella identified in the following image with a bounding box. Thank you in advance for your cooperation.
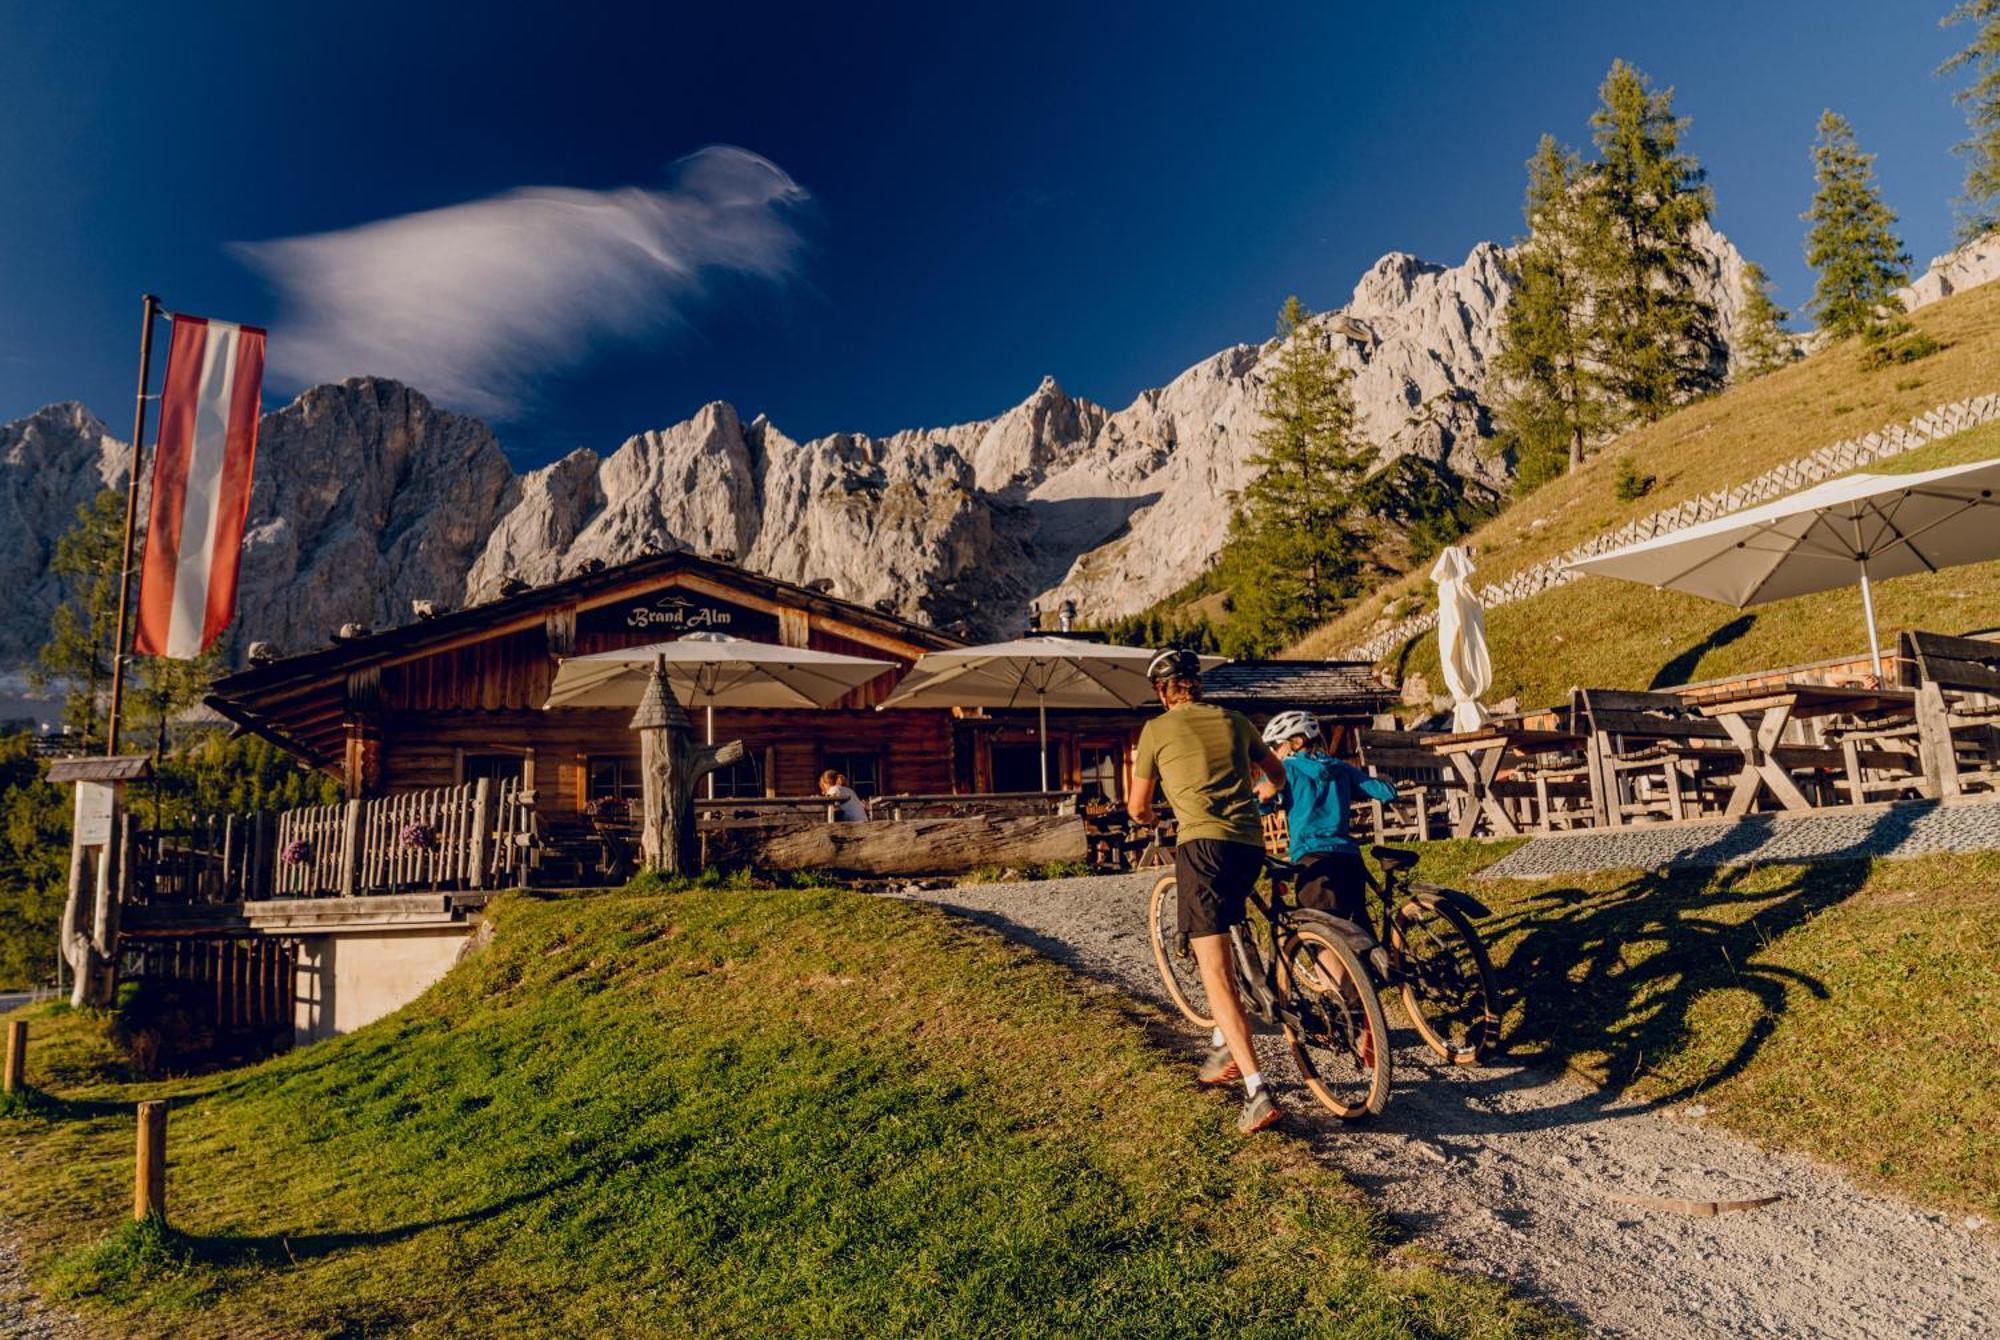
[545,632,897,736]
[1431,545,1493,732]
[1567,455,2000,678]
[877,636,1227,791]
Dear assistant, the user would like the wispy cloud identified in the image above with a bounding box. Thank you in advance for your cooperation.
[235,146,809,418]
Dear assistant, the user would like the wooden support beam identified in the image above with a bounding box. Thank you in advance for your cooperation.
[3,1019,24,1094]
[134,1100,167,1222]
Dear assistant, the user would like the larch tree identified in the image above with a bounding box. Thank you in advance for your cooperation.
[32,490,127,744]
[1803,110,1911,342]
[1732,261,1795,381]
[1940,0,2000,242]
[1221,296,1372,654]
[1583,60,1726,422]
[1494,135,1605,484]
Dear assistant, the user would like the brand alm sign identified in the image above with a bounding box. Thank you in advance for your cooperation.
[579,590,779,640]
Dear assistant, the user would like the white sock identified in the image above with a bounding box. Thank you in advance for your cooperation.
[1210,1027,1225,1048]
[1243,1071,1266,1097]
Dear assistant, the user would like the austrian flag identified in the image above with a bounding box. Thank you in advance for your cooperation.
[136,315,265,659]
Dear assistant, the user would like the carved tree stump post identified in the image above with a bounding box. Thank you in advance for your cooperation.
[631,657,745,876]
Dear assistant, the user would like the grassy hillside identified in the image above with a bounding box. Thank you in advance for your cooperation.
[1416,843,2000,1221]
[0,886,1564,1339]
[1295,274,2000,696]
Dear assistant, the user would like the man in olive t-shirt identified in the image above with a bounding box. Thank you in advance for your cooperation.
[1127,649,1287,1134]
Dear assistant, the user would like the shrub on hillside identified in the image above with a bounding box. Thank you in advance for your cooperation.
[1612,457,1657,502]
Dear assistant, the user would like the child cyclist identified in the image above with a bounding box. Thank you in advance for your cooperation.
[1255,710,1397,936]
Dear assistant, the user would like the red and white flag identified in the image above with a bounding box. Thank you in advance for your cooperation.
[136,315,265,659]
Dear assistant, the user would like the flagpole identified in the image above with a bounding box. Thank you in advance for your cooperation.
[105,294,161,757]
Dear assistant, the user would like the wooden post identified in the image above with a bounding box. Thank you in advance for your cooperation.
[468,777,493,889]
[630,658,745,875]
[1914,681,1959,799]
[338,798,364,897]
[134,1100,167,1221]
[3,1019,25,1094]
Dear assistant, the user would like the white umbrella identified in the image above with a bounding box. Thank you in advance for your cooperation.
[877,636,1227,790]
[546,634,897,794]
[1431,545,1492,732]
[1567,455,2000,678]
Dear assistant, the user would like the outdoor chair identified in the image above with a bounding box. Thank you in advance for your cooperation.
[1572,688,1736,825]
[1902,629,2000,797]
[1354,729,1451,841]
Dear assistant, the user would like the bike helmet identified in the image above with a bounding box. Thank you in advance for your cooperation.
[1261,710,1322,747]
[1146,647,1203,682]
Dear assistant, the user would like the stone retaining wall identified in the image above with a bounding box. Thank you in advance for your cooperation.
[1343,393,2000,663]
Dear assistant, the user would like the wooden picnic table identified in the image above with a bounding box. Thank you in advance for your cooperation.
[1424,725,1588,838]
[1682,682,1918,815]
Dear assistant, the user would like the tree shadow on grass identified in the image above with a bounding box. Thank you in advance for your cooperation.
[1649,613,1756,690]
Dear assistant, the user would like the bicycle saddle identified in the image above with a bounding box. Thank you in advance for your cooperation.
[1264,855,1302,880]
[1370,845,1418,871]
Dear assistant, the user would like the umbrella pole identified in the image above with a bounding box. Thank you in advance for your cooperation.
[705,704,716,799]
[1858,564,1884,681]
[1038,693,1049,792]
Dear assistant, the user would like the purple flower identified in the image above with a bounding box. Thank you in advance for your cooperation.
[280,839,312,866]
[399,821,439,852]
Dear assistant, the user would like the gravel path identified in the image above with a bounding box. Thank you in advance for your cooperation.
[894,871,2000,1339]
[0,1232,88,1340]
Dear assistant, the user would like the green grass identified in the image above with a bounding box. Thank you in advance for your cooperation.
[1403,841,2000,1220]
[0,886,1567,1339]
[1296,272,2000,664]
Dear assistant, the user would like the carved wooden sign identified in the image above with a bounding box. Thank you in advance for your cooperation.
[581,590,779,641]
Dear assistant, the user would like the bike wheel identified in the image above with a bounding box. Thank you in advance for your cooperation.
[1278,919,1392,1119]
[1391,898,1499,1065]
[1147,872,1214,1028]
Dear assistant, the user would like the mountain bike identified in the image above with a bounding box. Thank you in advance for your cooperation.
[1348,844,1500,1065]
[1145,859,1394,1119]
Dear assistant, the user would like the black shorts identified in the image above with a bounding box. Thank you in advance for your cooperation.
[1295,849,1368,926]
[1175,838,1265,939]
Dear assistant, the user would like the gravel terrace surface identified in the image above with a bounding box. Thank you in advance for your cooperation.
[0,1232,88,1340]
[1483,796,2000,879]
[892,870,2000,1340]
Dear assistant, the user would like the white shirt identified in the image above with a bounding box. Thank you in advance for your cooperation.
[824,785,868,823]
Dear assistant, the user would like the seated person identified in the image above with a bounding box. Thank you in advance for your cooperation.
[1256,711,1396,932]
[819,769,868,822]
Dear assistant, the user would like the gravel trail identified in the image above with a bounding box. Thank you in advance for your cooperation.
[894,870,2000,1340]
[0,1232,88,1340]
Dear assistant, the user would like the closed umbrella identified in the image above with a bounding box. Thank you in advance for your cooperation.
[877,637,1226,791]
[1567,455,2000,678]
[1432,545,1492,732]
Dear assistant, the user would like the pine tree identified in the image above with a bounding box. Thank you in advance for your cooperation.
[1221,296,1372,653]
[1493,135,1605,484]
[1732,261,1794,380]
[1803,110,1911,342]
[1583,60,1725,422]
[31,490,127,743]
[1940,1,2000,242]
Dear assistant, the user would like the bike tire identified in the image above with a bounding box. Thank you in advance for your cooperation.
[1147,872,1215,1028]
[1278,919,1393,1119]
[1390,897,1499,1065]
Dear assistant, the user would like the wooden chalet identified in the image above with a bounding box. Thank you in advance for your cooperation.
[207,553,1398,819]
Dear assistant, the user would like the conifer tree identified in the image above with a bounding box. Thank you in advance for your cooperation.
[1583,60,1725,422]
[1803,110,1911,341]
[1220,296,1371,653]
[1494,135,1604,483]
[31,490,126,742]
[1732,261,1794,380]
[1940,1,2000,241]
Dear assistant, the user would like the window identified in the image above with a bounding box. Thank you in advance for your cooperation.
[990,743,1058,794]
[462,752,526,786]
[709,751,765,799]
[822,750,882,798]
[586,757,643,804]
[1078,745,1123,804]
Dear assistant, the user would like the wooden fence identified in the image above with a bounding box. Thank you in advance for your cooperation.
[141,776,536,904]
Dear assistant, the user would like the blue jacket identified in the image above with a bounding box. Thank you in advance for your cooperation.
[1282,752,1397,861]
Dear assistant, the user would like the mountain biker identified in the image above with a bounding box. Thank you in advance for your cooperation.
[1255,710,1398,933]
[1127,647,1289,1134]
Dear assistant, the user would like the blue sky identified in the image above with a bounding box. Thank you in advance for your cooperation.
[0,2,1978,467]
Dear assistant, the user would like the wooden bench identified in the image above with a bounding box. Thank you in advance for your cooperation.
[1573,688,1735,826]
[1903,629,2000,797]
[1354,729,1450,841]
